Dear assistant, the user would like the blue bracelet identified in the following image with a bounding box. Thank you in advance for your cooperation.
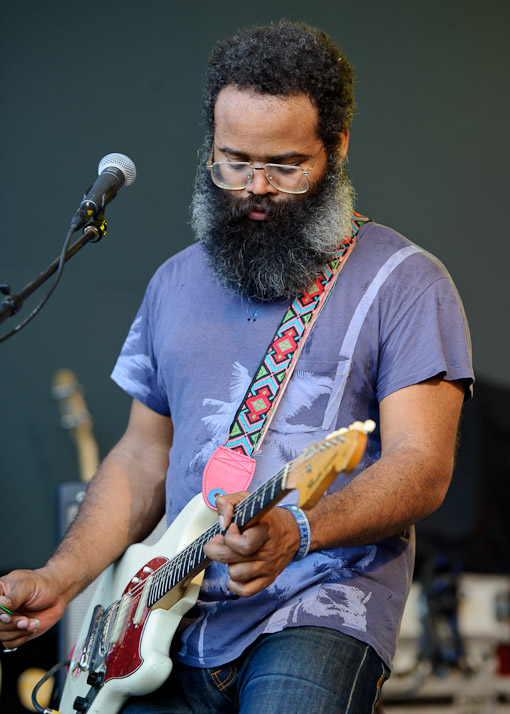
[279,504,311,560]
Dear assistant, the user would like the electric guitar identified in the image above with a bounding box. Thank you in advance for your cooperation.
[58,420,375,714]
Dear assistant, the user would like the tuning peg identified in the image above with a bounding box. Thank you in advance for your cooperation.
[348,420,376,434]
[326,419,376,442]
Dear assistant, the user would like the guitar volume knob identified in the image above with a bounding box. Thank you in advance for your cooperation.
[73,695,89,712]
[87,670,105,688]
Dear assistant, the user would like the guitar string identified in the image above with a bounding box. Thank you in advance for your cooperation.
[102,434,350,629]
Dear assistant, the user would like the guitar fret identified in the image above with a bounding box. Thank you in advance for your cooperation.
[160,568,170,597]
[238,503,247,526]
[183,547,193,574]
[189,548,197,571]
[190,549,200,572]
[176,553,185,582]
[154,572,164,603]
[168,565,176,592]
[175,556,185,585]
[170,558,179,586]
[182,550,191,578]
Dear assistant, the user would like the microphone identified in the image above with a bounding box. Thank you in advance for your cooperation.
[70,153,136,230]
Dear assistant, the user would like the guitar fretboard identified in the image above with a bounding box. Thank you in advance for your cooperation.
[147,464,290,608]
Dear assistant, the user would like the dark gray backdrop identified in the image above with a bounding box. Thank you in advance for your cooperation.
[1,0,509,571]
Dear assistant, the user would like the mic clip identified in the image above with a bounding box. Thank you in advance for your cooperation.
[0,284,23,316]
[82,212,107,243]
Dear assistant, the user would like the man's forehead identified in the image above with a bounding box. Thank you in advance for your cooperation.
[213,86,321,155]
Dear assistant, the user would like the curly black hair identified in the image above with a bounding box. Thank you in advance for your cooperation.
[203,21,355,155]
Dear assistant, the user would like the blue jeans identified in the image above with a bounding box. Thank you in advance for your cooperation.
[120,627,389,714]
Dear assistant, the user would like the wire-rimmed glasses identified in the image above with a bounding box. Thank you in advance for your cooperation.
[207,146,323,195]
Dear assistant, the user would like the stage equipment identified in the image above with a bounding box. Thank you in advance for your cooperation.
[0,153,136,342]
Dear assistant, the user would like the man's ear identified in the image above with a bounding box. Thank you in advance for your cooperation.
[338,129,350,161]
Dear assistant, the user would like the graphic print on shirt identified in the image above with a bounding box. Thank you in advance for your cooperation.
[190,361,337,476]
[189,361,253,475]
[111,316,154,399]
[264,581,373,632]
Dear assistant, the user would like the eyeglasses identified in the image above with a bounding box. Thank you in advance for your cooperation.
[207,146,324,195]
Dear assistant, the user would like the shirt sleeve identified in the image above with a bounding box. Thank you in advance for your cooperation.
[376,274,474,403]
[110,276,170,416]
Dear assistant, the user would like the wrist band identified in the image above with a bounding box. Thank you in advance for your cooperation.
[279,504,311,560]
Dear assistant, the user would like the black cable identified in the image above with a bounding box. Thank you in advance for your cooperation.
[0,225,76,344]
[31,659,70,714]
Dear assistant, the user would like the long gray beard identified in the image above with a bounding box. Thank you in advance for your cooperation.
[191,159,356,302]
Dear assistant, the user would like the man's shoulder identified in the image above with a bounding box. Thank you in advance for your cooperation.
[357,220,423,255]
[147,243,210,291]
[154,242,205,275]
[355,220,452,283]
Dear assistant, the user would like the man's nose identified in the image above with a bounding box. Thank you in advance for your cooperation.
[245,167,279,196]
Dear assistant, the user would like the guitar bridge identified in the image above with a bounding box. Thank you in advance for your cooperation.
[79,604,104,671]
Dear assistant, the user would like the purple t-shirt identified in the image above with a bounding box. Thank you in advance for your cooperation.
[111,221,473,669]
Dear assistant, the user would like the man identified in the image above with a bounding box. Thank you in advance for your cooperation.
[0,21,473,713]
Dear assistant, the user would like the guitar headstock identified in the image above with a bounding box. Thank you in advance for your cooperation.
[52,368,99,483]
[285,420,375,509]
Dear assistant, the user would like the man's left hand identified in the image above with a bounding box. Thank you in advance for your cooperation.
[203,493,300,597]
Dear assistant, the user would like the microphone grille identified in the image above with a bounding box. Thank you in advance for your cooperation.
[97,153,137,188]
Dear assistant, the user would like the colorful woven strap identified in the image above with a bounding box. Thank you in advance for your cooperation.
[223,212,370,458]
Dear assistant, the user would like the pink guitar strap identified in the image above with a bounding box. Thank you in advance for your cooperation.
[202,212,370,508]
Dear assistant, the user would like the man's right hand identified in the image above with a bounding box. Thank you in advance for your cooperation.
[0,567,68,649]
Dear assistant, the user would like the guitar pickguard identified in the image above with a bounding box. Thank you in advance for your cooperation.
[103,557,168,682]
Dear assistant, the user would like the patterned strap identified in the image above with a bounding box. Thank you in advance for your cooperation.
[223,212,370,458]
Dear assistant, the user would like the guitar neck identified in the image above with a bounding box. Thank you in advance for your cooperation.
[147,466,290,608]
[146,424,372,610]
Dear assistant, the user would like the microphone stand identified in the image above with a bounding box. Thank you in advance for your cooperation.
[0,215,107,327]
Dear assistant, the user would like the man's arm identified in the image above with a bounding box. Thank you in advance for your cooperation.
[0,398,172,649]
[205,376,465,596]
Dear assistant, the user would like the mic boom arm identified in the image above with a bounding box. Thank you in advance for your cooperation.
[0,218,106,327]
[0,153,136,336]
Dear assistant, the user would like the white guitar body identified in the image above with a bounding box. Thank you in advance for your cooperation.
[59,494,217,714]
